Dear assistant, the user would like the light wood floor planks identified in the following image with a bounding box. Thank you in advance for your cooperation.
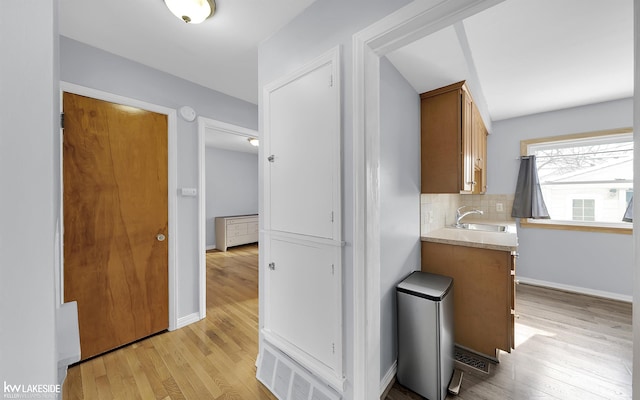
[63,244,276,400]
[386,284,632,400]
[64,245,632,400]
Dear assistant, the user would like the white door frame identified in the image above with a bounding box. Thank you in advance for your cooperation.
[59,81,179,331]
[197,117,259,319]
[351,1,505,397]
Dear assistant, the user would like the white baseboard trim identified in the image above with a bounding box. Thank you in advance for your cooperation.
[517,276,632,303]
[176,312,202,329]
[379,360,397,399]
[206,244,216,251]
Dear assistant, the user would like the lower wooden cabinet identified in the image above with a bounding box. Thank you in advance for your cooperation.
[421,241,515,359]
[215,215,259,251]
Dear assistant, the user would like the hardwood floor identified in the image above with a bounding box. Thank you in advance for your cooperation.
[63,243,276,400]
[64,245,632,400]
[386,284,632,400]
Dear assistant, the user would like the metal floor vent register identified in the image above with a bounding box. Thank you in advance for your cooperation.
[454,347,491,374]
[257,343,341,400]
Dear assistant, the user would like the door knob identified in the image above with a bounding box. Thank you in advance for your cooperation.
[156,233,166,241]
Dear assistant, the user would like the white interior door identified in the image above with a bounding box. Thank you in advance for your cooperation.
[267,61,338,240]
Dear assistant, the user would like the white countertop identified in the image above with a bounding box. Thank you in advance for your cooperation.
[421,221,518,252]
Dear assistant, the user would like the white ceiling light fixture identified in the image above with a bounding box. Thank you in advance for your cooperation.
[164,0,216,24]
[248,137,259,147]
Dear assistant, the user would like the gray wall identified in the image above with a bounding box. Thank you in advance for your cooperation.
[379,57,421,380]
[206,147,259,248]
[488,98,633,297]
[0,0,59,388]
[258,0,412,396]
[60,36,258,319]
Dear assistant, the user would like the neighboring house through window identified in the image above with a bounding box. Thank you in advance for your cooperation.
[572,199,595,221]
[521,128,633,233]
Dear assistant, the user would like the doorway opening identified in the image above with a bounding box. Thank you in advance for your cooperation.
[197,117,259,317]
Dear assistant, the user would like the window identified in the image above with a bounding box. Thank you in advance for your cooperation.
[521,128,633,233]
[572,199,595,221]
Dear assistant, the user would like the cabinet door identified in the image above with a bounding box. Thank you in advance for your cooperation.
[421,90,462,193]
[420,82,489,194]
[264,237,342,372]
[461,91,474,193]
[471,104,488,194]
[267,62,338,240]
[510,255,517,349]
[421,242,512,357]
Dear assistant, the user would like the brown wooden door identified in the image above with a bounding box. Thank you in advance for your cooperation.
[63,92,169,360]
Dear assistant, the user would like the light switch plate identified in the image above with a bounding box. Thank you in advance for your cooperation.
[180,187,197,196]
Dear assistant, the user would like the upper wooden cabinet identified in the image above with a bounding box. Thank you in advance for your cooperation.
[420,81,488,194]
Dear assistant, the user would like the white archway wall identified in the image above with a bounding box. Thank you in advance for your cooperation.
[352,1,509,398]
[1,0,59,387]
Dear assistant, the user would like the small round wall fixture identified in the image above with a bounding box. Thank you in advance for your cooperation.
[179,106,196,122]
[164,0,216,24]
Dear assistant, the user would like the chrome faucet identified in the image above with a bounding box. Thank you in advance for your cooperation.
[455,206,483,226]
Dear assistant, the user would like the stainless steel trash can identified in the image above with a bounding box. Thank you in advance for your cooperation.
[397,271,454,400]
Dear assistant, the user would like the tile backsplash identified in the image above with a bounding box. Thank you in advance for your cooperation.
[420,193,515,235]
[420,194,460,234]
[459,194,515,222]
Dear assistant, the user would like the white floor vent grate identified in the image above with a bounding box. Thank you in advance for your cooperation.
[258,343,341,400]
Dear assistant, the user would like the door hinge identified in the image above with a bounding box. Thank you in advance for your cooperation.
[60,113,64,129]
[330,211,334,222]
[329,74,333,87]
[331,264,335,276]
[332,342,335,354]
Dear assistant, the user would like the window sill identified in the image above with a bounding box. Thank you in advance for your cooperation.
[520,219,632,235]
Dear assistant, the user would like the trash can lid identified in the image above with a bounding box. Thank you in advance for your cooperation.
[396,271,453,301]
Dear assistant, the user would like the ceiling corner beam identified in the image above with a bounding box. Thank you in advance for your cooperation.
[453,20,493,133]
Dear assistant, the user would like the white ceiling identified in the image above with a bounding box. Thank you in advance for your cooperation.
[59,0,633,122]
[59,0,317,105]
[387,0,634,121]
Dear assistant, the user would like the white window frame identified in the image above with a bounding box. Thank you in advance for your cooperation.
[520,127,633,235]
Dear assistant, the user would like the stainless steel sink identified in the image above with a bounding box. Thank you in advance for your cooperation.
[452,223,508,232]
